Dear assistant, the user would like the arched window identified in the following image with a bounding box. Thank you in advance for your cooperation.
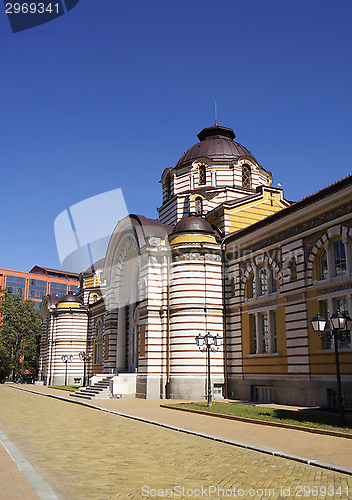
[248,273,255,298]
[271,268,277,293]
[195,197,203,216]
[320,250,328,280]
[242,165,251,189]
[334,239,346,275]
[259,267,267,295]
[165,174,172,200]
[198,164,206,185]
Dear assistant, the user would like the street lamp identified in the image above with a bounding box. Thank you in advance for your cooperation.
[61,355,73,386]
[195,333,222,407]
[310,310,352,426]
[79,351,93,386]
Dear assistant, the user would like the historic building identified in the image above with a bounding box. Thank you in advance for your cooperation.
[39,124,352,407]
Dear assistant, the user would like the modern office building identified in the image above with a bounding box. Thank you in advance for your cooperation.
[0,265,80,310]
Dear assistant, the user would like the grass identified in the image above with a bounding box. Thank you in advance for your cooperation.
[50,385,81,391]
[168,401,352,435]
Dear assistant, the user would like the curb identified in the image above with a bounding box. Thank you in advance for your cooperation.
[0,429,61,500]
[160,404,352,439]
[8,386,352,477]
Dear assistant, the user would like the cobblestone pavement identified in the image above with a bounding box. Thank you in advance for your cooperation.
[0,386,351,500]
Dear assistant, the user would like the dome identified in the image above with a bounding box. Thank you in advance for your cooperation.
[175,125,257,170]
[172,215,215,235]
[58,291,82,304]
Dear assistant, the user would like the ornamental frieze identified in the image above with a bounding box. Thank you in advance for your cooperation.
[173,252,221,262]
[317,281,352,296]
[235,202,352,257]
[247,299,277,311]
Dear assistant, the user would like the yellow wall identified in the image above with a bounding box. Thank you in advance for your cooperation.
[226,191,286,233]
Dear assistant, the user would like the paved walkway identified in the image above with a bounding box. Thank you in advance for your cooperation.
[0,385,351,500]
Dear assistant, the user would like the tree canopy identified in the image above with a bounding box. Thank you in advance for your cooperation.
[0,289,42,382]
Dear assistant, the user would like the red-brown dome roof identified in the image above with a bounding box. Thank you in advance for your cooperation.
[58,291,82,304]
[171,215,215,235]
[175,125,257,170]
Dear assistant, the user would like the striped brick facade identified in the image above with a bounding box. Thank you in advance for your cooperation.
[38,123,352,407]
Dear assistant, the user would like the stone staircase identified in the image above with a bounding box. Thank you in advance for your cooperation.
[70,376,114,400]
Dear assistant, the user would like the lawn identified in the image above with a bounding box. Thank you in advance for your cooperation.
[168,402,352,435]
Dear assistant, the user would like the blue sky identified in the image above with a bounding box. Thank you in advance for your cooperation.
[1,0,351,272]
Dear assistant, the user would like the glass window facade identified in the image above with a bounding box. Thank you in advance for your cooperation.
[6,275,26,297]
[28,279,47,299]
[69,285,79,293]
[50,282,68,297]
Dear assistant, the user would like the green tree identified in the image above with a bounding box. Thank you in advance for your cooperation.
[0,289,42,382]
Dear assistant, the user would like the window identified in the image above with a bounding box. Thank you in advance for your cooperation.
[249,274,255,298]
[334,240,346,276]
[250,311,277,354]
[328,389,352,410]
[336,299,350,348]
[321,301,332,350]
[70,285,79,293]
[259,267,267,295]
[6,275,26,297]
[198,164,206,185]
[165,174,172,200]
[262,314,269,353]
[28,279,47,299]
[242,165,251,189]
[95,343,102,365]
[271,268,277,293]
[195,197,203,216]
[251,315,257,354]
[252,386,273,403]
[320,250,328,280]
[50,282,67,297]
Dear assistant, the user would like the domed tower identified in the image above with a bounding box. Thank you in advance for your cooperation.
[158,124,273,227]
[39,291,88,386]
[167,214,224,399]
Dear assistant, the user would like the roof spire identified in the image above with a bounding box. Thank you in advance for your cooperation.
[215,102,218,126]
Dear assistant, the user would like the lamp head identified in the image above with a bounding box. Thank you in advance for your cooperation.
[330,310,346,331]
[310,313,326,333]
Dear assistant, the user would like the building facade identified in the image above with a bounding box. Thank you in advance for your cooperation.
[39,124,352,406]
[0,266,79,310]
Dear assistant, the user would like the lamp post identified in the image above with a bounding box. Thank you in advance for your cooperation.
[195,333,222,407]
[79,351,93,386]
[61,355,73,386]
[310,310,352,426]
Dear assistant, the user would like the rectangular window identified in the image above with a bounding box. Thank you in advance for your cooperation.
[50,282,68,296]
[251,316,257,354]
[262,314,269,353]
[70,285,79,293]
[252,385,273,403]
[6,275,26,297]
[321,301,332,349]
[272,311,277,353]
[336,299,350,348]
[328,389,352,410]
[28,279,47,299]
